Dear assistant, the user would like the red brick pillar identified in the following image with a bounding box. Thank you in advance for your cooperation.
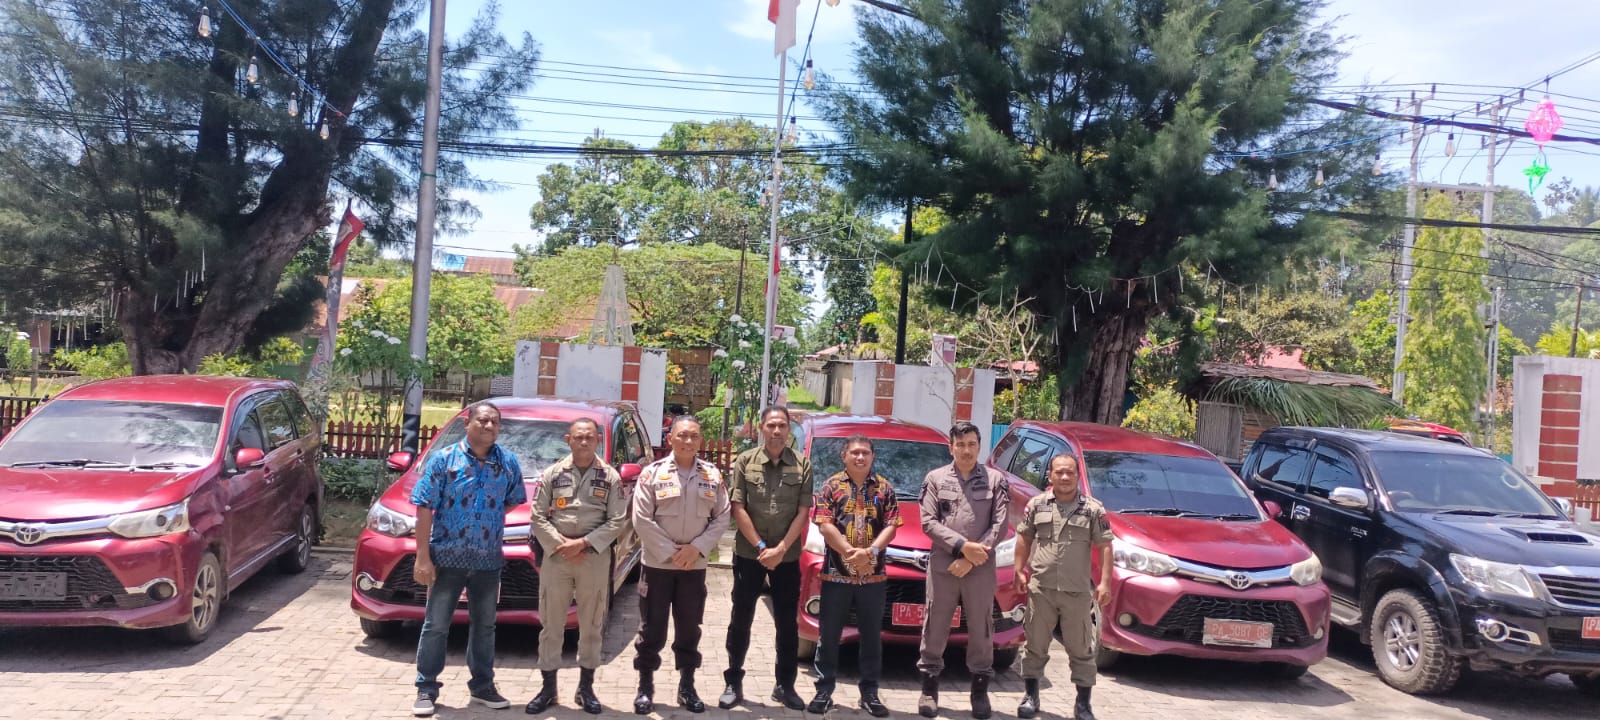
[621,346,642,403]
[1539,374,1583,498]
[954,367,976,423]
[536,342,560,396]
[873,363,896,416]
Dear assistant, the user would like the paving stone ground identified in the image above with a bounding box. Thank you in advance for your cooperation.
[0,554,1594,720]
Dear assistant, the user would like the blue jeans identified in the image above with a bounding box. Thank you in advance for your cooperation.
[414,566,501,695]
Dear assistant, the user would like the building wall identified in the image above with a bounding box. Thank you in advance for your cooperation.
[842,361,998,461]
[511,341,668,446]
[1512,355,1600,497]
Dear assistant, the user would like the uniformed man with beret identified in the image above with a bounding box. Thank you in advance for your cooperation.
[630,415,731,715]
[524,418,630,715]
[1013,453,1113,720]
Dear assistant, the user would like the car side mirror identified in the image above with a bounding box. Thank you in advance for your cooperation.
[1553,497,1574,519]
[620,463,643,483]
[386,451,415,473]
[1262,500,1283,520]
[234,447,265,469]
[1329,487,1370,510]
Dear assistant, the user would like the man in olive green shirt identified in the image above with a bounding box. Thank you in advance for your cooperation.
[719,406,812,711]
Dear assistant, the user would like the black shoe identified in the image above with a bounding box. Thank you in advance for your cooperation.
[718,680,742,709]
[678,674,706,713]
[1018,678,1041,719]
[471,686,512,710]
[634,672,654,715]
[860,690,891,718]
[970,674,992,720]
[917,673,939,718]
[413,690,437,717]
[1074,686,1096,720]
[575,668,602,715]
[806,690,833,714]
[525,671,558,714]
[772,685,806,711]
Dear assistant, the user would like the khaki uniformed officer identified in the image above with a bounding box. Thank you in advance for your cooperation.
[719,406,811,711]
[1013,454,1112,720]
[919,421,1011,720]
[630,415,731,715]
[524,418,629,715]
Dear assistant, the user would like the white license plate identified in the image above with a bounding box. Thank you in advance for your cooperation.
[0,572,67,600]
[1202,618,1273,648]
[891,603,961,628]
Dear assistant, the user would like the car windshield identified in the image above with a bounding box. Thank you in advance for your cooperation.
[1083,451,1261,519]
[810,437,949,500]
[0,400,222,469]
[1373,451,1559,516]
[422,417,573,478]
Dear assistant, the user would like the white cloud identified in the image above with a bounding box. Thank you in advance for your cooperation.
[596,29,694,74]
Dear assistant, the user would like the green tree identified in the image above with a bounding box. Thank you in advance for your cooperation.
[1400,194,1488,430]
[0,0,539,374]
[1536,324,1600,359]
[1344,290,1398,384]
[819,0,1387,423]
[342,273,511,379]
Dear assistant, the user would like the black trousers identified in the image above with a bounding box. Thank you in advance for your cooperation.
[725,555,801,687]
[814,580,886,693]
[633,566,708,672]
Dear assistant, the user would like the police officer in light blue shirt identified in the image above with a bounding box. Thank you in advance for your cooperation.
[409,402,527,717]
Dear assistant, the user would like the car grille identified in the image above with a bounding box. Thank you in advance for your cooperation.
[0,554,156,612]
[369,555,541,610]
[847,578,1015,633]
[1546,628,1600,654]
[1133,594,1315,648]
[1540,574,1600,610]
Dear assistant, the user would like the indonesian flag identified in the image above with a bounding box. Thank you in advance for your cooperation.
[769,0,800,57]
[309,202,364,375]
[330,204,365,272]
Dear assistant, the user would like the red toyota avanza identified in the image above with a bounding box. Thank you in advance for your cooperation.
[990,422,1331,675]
[0,376,324,643]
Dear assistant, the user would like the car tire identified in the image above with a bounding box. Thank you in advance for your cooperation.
[992,648,1018,672]
[278,503,317,574]
[162,551,224,645]
[1269,662,1310,680]
[1370,589,1462,695]
[797,637,817,662]
[359,617,404,639]
[1094,645,1122,670]
[1571,673,1600,698]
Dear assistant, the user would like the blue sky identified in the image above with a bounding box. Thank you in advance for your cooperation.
[417,0,1600,260]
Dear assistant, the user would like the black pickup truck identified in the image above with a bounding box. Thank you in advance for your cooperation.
[1241,427,1600,696]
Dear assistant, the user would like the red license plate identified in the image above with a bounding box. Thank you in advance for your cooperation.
[1202,618,1274,648]
[891,603,961,628]
[1583,617,1600,640]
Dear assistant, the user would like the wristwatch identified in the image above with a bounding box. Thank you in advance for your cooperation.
[756,540,768,551]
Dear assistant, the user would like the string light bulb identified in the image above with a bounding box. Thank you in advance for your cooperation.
[786,116,798,144]
[826,0,840,6]
[246,56,259,84]
[1315,164,1325,186]
[1372,154,1383,176]
[319,120,330,141]
[1267,170,1278,191]
[803,59,815,91]
[197,7,212,38]
[1445,132,1456,157]
[287,96,298,118]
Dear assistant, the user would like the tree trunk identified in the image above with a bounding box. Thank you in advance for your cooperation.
[1057,305,1155,426]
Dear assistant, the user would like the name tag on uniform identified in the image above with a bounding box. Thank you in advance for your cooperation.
[1068,514,1090,528]
[555,485,575,499]
[698,481,717,499]
[592,487,608,499]
[656,482,681,500]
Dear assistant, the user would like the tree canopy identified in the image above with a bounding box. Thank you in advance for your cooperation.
[1400,193,1488,431]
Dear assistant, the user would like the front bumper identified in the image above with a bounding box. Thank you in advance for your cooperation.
[795,551,1028,649]
[0,533,203,630]
[350,530,580,628]
[1102,566,1332,667]
[1452,591,1600,676]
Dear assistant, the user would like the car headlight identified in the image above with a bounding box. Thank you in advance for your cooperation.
[993,537,1016,567]
[1290,554,1323,586]
[1112,538,1177,577]
[107,500,191,538]
[367,503,416,538]
[1450,554,1540,599]
[802,524,825,555]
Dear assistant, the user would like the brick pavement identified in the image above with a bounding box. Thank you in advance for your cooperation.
[0,555,1594,720]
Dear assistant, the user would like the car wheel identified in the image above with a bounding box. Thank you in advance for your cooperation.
[162,551,224,645]
[1571,673,1600,698]
[359,617,404,639]
[1370,589,1462,695]
[1269,662,1310,680]
[1090,604,1120,670]
[992,648,1018,672]
[797,637,817,662]
[277,503,317,574]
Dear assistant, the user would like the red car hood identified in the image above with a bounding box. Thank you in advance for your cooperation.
[379,470,537,526]
[1110,513,1311,570]
[886,502,932,550]
[0,467,197,521]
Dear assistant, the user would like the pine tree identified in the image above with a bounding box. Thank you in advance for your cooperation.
[1400,193,1488,431]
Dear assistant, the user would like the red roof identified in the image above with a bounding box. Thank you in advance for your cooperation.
[55,375,295,407]
[462,256,517,277]
[1013,420,1215,459]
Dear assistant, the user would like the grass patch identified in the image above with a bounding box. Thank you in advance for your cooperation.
[321,496,371,547]
[785,384,821,410]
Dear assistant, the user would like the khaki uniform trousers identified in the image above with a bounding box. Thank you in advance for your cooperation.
[536,549,610,671]
[1020,584,1096,687]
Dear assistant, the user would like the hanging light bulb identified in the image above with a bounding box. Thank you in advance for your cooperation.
[246,56,259,84]
[287,95,299,117]
[1315,164,1325,186]
[1445,132,1456,157]
[786,116,798,144]
[1372,154,1383,176]
[197,7,212,38]
[1267,170,1278,191]
[803,59,815,91]
[826,0,840,6]
[319,120,330,140]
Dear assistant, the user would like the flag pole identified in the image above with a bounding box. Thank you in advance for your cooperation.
[757,49,787,408]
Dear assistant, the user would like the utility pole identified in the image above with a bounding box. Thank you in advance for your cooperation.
[895,200,912,364]
[401,0,446,453]
[1573,286,1586,358]
[1484,286,1501,445]
[1391,91,1425,403]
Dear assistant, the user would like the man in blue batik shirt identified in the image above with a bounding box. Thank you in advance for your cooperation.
[409,401,527,717]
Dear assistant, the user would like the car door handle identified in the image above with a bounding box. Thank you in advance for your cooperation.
[1290,504,1311,521]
